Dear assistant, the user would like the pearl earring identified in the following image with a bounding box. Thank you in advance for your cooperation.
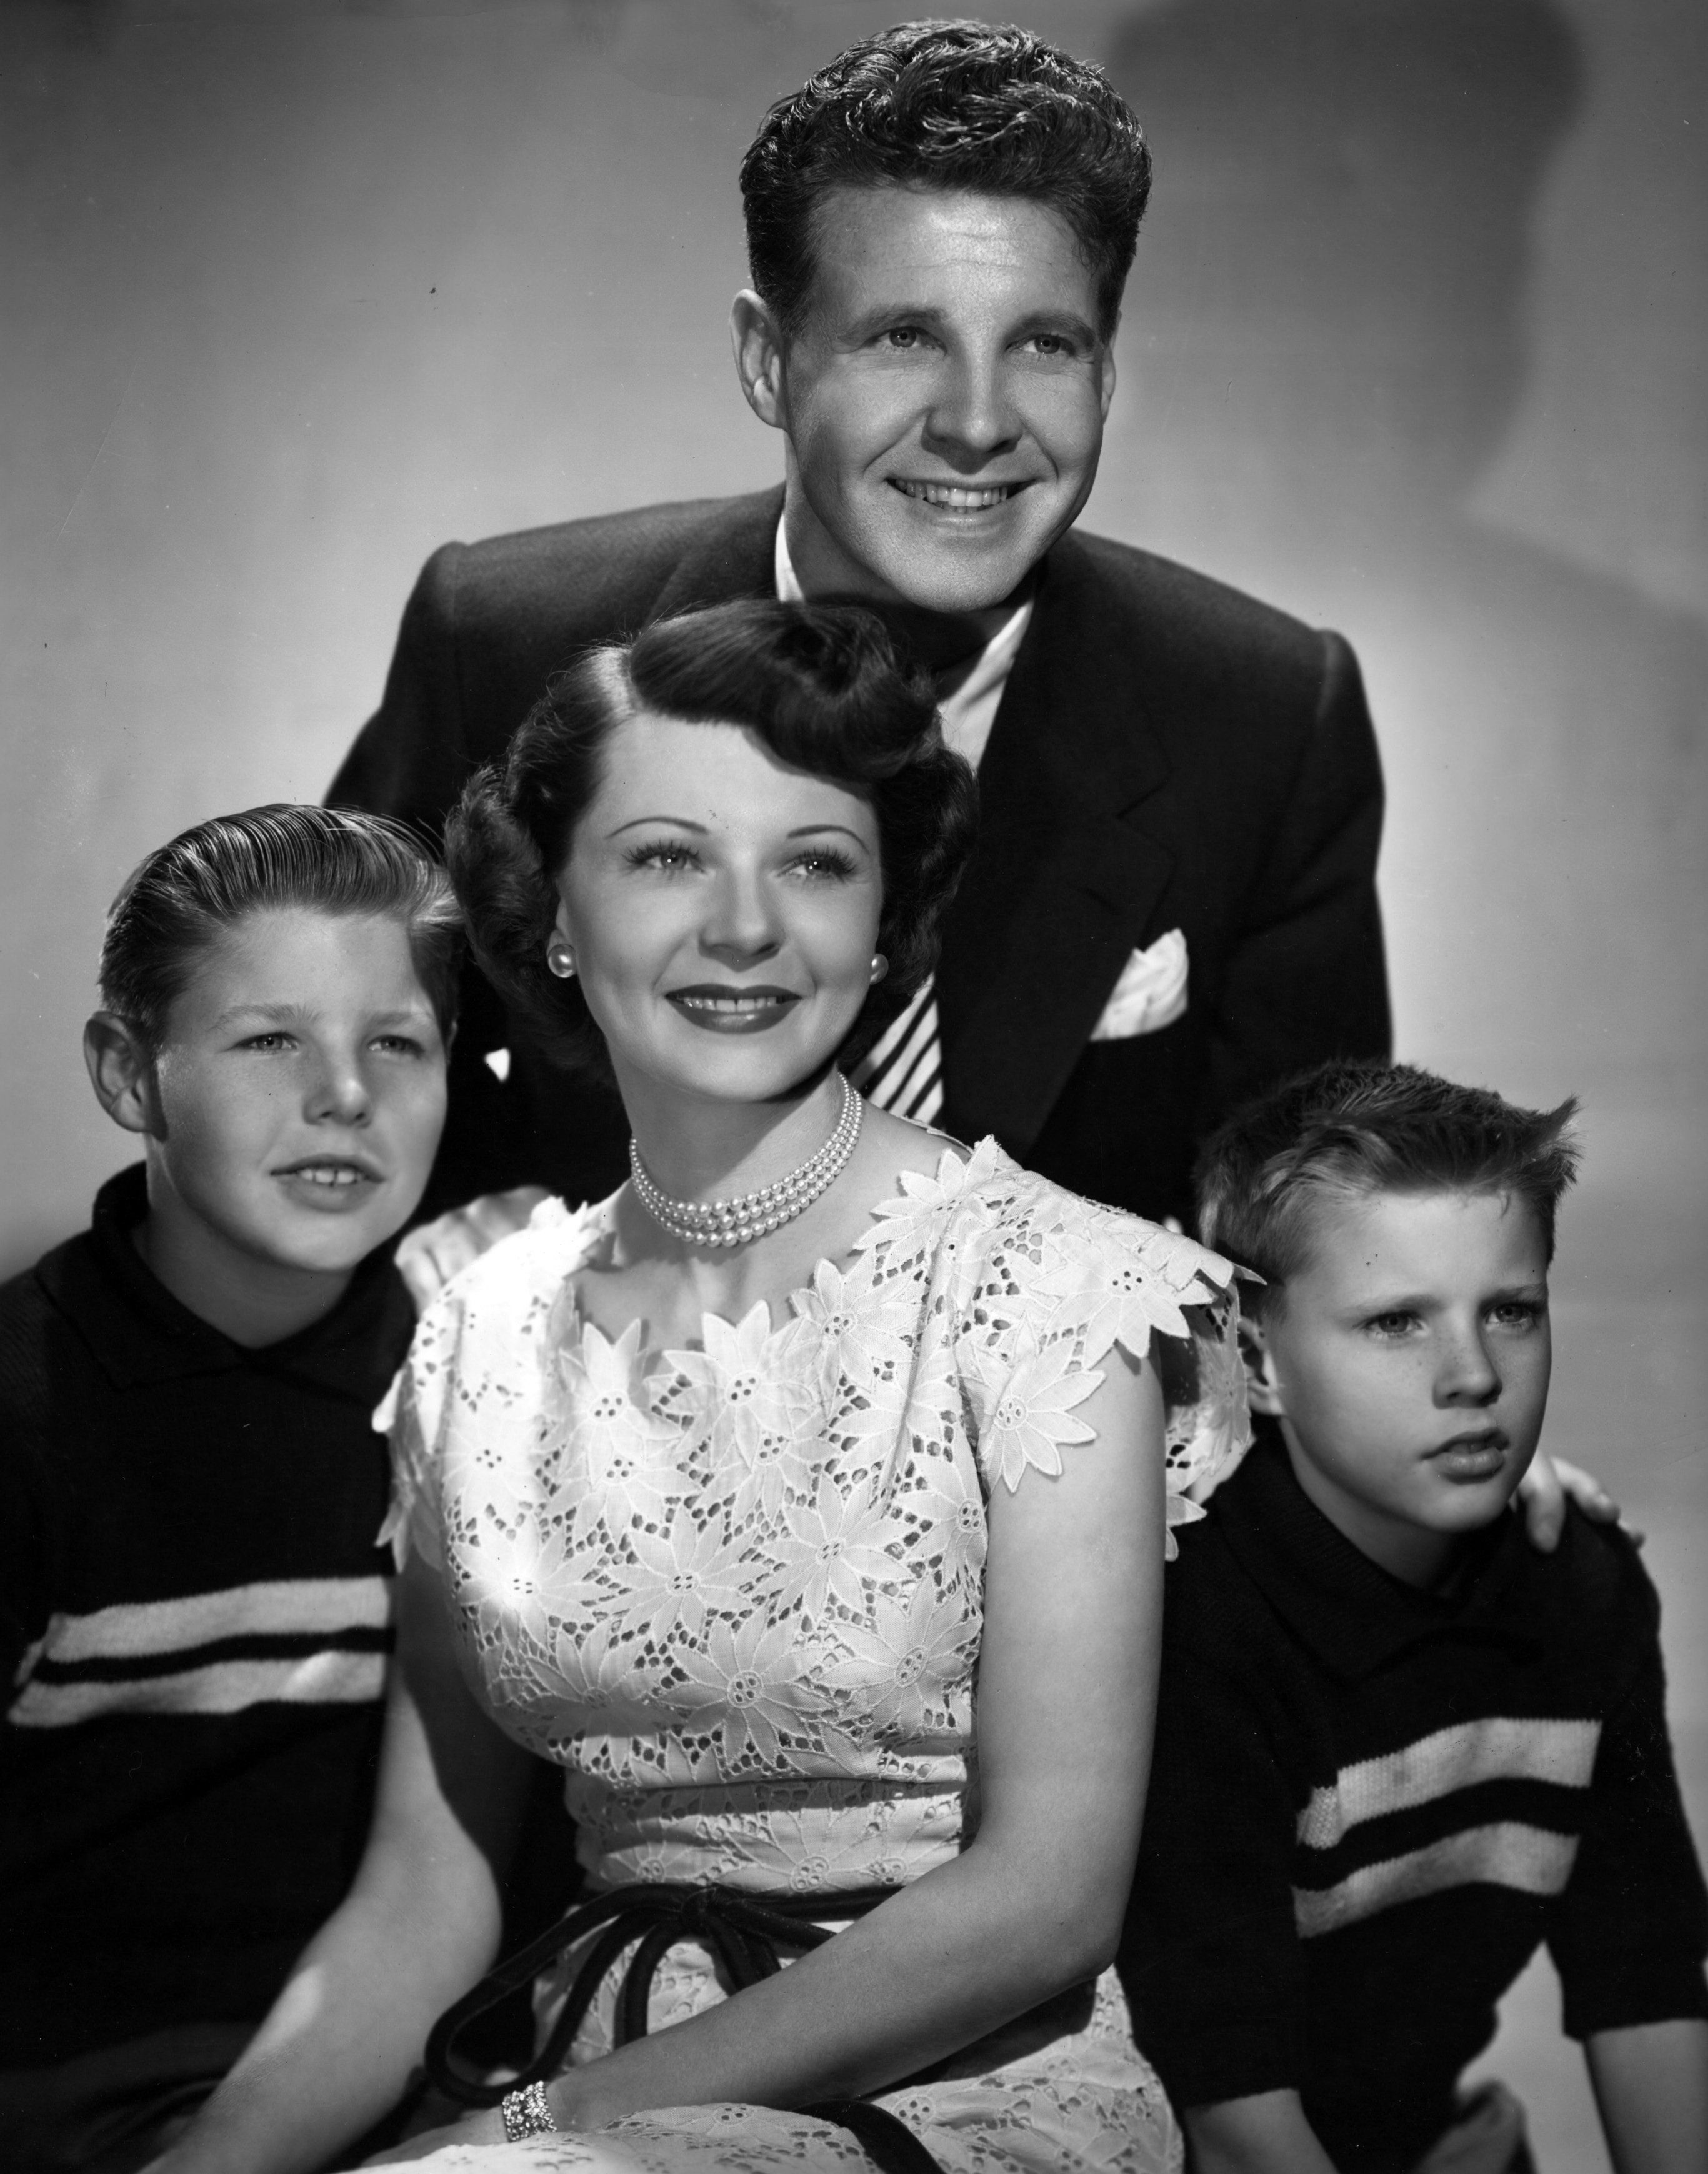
[547,942,577,979]
[869,954,888,984]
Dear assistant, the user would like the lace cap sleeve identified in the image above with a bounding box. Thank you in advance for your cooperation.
[949,1152,1250,1555]
[376,1196,607,1572]
[374,1297,452,1573]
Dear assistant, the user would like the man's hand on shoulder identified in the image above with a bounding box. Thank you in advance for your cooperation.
[1516,1450,1631,1553]
[394,1187,551,1312]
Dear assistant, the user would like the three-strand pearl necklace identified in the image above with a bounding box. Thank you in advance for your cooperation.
[627,1073,863,1250]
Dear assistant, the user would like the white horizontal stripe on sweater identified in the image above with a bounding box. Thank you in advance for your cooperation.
[1294,1820,1581,1937]
[9,1648,387,1727]
[1296,1717,1601,1852]
[33,1576,394,1667]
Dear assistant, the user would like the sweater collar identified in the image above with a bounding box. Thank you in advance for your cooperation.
[1214,1427,1537,1677]
[38,1163,414,1400]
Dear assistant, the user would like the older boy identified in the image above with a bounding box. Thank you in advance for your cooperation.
[1122,1061,1708,2174]
[0,807,456,2173]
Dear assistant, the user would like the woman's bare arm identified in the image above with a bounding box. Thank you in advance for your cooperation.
[148,1557,536,2174]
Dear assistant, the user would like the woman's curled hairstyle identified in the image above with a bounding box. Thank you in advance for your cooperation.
[446,599,979,1078]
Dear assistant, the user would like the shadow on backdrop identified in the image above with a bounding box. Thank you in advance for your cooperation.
[1107,1,1707,1521]
[1107,0,1706,1120]
[1112,0,1579,489]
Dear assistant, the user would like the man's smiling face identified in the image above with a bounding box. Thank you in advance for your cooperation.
[749,185,1117,614]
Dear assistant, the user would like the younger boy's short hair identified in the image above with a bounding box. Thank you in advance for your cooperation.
[740,19,1152,343]
[99,804,462,1053]
[1196,1059,1579,1309]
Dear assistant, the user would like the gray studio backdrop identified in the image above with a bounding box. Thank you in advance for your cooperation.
[4,4,1705,2163]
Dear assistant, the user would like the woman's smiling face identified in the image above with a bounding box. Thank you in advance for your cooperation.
[553,709,884,1105]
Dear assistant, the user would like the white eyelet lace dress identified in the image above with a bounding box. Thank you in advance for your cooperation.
[381,1140,1248,2174]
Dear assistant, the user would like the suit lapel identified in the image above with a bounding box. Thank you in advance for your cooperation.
[649,487,783,617]
[937,534,1176,1152]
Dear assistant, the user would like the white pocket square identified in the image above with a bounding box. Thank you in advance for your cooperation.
[1090,929,1189,1042]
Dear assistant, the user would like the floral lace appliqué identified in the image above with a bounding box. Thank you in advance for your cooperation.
[381,1144,1233,2172]
[384,1142,1244,1869]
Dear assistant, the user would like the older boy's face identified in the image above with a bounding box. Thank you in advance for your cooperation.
[764,186,1116,612]
[146,909,447,1297]
[1253,1189,1552,1587]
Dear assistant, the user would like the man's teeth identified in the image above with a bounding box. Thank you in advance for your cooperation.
[291,1165,365,1186]
[894,481,1015,509]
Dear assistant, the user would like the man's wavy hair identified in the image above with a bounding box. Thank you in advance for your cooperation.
[1196,1060,1580,1314]
[446,598,977,1083]
[741,19,1152,342]
[99,804,462,1054]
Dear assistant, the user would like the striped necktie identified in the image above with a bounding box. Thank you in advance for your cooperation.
[849,978,944,1124]
[846,603,1033,1127]
[772,522,1033,1132]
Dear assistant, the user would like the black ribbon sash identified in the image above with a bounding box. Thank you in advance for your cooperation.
[426,1881,944,2174]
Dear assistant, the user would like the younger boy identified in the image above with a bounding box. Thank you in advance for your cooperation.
[1123,1060,1708,2174]
[0,805,457,2173]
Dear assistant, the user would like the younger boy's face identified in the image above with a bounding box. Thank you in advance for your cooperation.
[145,908,447,1309]
[1251,1188,1552,1587]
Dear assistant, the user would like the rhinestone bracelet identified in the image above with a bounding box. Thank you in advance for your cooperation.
[500,2080,559,2141]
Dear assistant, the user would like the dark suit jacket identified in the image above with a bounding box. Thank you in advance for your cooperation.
[331,488,1389,1224]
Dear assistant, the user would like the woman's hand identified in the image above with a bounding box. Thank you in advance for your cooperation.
[1515,1450,1628,1552]
[395,1187,550,1312]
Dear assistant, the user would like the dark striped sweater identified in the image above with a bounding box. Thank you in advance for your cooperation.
[0,1165,414,2067]
[1121,1429,1708,2173]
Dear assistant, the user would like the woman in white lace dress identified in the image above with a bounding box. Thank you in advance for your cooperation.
[157,602,1246,2174]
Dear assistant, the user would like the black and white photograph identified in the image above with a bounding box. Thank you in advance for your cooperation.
[3,6,1704,2172]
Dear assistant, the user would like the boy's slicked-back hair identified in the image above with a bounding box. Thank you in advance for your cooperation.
[99,804,463,1052]
[741,18,1152,341]
[1196,1060,1581,1306]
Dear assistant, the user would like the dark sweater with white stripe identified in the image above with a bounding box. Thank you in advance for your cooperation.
[1121,1428,1708,2173]
[0,1166,414,2067]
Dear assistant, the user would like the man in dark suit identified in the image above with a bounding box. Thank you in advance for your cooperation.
[332,19,1389,1232]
